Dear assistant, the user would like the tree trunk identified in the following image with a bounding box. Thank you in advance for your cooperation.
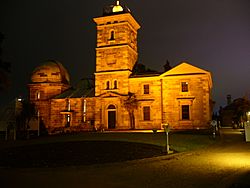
[129,111,135,129]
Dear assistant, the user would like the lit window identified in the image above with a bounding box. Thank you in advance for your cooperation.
[143,106,150,121]
[36,91,40,100]
[65,114,71,127]
[143,84,149,94]
[83,99,87,123]
[114,80,118,89]
[67,99,71,111]
[67,114,70,122]
[83,100,87,113]
[106,81,110,90]
[182,105,190,120]
[181,82,188,92]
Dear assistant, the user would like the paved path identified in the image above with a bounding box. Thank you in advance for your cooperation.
[1,128,250,188]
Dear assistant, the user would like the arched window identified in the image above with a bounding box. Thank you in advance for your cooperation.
[108,104,116,109]
[113,80,118,89]
[107,104,116,129]
[110,30,115,40]
[106,81,110,90]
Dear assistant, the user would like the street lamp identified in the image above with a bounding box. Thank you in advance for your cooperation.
[162,123,173,154]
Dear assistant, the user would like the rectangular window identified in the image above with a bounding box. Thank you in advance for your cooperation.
[143,106,150,121]
[182,105,190,120]
[181,82,188,92]
[143,84,149,94]
[38,73,47,77]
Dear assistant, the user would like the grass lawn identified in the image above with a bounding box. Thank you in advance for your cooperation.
[0,131,216,168]
[57,131,216,152]
[1,130,216,152]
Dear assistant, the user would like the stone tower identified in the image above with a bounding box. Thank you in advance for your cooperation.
[93,1,140,96]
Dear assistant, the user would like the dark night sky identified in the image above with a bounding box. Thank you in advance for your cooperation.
[0,0,250,111]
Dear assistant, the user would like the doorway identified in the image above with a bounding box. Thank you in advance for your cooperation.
[107,105,116,129]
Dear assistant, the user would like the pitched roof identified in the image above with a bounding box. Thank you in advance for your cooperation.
[160,62,213,88]
[161,62,210,77]
[54,78,94,99]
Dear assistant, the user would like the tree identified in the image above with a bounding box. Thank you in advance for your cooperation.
[164,60,172,72]
[132,63,158,75]
[0,32,11,91]
[124,92,138,129]
[235,98,250,124]
[16,99,37,138]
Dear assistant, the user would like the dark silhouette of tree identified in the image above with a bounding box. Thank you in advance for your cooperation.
[234,98,250,124]
[16,99,37,138]
[0,32,11,91]
[132,62,158,75]
[164,60,172,72]
[222,97,250,128]
[124,92,138,129]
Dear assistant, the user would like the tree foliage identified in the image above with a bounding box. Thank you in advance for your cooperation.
[16,100,37,132]
[234,98,250,122]
[0,32,11,91]
[132,63,158,75]
[124,92,138,129]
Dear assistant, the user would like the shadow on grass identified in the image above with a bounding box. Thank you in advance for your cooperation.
[0,130,216,168]
[0,141,166,168]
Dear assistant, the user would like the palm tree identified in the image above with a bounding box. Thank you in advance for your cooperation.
[124,92,138,129]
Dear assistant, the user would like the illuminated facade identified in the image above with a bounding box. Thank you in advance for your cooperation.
[28,1,213,133]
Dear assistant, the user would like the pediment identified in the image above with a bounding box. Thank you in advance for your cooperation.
[98,91,127,98]
[160,62,210,77]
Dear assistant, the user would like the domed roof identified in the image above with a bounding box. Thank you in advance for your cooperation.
[31,60,70,84]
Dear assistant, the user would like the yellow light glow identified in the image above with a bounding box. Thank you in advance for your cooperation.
[210,153,250,168]
[83,99,87,113]
[68,99,71,111]
[112,1,123,13]
[67,114,70,122]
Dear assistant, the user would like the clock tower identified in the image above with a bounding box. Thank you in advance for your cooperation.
[93,1,140,96]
